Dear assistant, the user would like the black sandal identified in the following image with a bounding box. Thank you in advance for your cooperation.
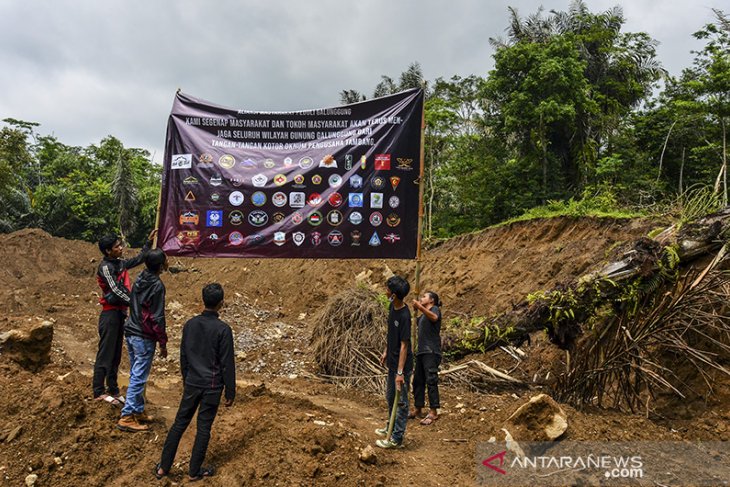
[189,466,215,481]
[153,463,167,480]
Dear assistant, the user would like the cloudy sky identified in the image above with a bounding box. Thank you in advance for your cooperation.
[0,0,725,162]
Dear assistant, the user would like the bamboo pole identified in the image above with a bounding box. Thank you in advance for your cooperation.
[152,178,163,249]
[413,87,427,350]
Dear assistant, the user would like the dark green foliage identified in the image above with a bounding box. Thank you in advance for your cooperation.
[0,120,160,246]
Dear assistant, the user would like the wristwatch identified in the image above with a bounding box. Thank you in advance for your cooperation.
[397,370,404,376]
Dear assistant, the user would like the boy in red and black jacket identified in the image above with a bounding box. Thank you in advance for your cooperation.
[93,229,156,406]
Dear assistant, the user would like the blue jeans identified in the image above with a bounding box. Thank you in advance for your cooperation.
[121,336,156,417]
[385,369,411,444]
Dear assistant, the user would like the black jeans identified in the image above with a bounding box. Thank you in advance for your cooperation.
[412,353,441,409]
[92,309,125,397]
[160,386,222,476]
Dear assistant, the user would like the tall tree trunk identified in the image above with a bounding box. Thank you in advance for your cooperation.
[679,147,685,193]
[657,119,677,183]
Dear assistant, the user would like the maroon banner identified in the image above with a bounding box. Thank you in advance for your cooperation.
[157,89,424,259]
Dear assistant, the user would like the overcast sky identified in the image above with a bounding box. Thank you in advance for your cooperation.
[0,0,725,163]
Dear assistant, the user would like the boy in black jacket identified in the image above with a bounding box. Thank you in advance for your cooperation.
[118,248,168,432]
[156,283,235,482]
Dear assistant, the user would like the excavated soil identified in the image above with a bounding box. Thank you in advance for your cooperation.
[1,217,729,487]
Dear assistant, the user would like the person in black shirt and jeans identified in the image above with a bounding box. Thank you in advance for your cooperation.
[375,275,413,449]
[155,283,236,482]
[411,291,442,425]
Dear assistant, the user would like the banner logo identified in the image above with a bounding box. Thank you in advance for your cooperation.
[171,154,192,170]
[218,154,235,169]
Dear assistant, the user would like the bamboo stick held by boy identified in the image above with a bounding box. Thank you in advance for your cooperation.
[375,276,413,449]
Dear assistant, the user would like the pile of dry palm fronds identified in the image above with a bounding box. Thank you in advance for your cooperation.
[310,286,388,393]
[556,245,730,412]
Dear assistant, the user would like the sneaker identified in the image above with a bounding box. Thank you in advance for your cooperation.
[134,411,155,423]
[375,438,404,449]
[374,427,388,437]
[117,415,150,432]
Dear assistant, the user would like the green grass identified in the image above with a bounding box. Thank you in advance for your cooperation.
[496,197,643,227]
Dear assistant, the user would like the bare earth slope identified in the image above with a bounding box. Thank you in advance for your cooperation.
[1,217,728,486]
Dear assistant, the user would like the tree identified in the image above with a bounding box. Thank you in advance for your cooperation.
[686,10,730,204]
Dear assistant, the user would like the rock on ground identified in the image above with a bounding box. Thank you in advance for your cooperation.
[504,393,568,442]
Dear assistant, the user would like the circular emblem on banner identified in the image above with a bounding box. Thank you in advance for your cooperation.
[251,191,267,207]
[264,158,276,169]
[328,174,343,188]
[387,213,401,227]
[371,176,386,190]
[307,193,322,206]
[209,233,219,240]
[199,153,213,164]
[284,156,294,167]
[210,192,221,203]
[272,192,287,207]
[349,211,363,225]
[274,173,287,186]
[328,192,343,207]
[327,210,343,226]
[272,212,285,223]
[229,231,244,246]
[370,212,383,227]
[210,174,223,186]
[299,156,314,169]
[229,176,244,187]
[293,174,305,186]
[229,210,244,225]
[248,210,269,227]
[229,191,244,206]
[388,196,400,209]
[311,231,322,246]
[218,154,235,169]
[328,230,344,246]
[308,211,323,226]
[292,212,304,225]
[312,174,322,185]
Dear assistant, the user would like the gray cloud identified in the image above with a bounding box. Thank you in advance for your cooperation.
[0,0,725,162]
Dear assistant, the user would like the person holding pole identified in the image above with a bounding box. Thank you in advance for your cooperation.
[375,275,413,449]
[410,291,442,425]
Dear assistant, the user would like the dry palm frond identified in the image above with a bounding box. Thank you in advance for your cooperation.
[557,245,730,412]
[310,286,388,393]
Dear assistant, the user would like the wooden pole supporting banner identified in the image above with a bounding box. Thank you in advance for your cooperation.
[152,178,163,249]
[413,87,427,351]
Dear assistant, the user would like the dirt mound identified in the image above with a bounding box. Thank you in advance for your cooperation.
[2,216,729,487]
[0,317,54,371]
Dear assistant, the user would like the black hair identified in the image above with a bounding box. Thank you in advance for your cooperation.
[202,283,224,308]
[145,249,167,273]
[386,275,410,300]
[426,291,442,307]
[98,234,119,255]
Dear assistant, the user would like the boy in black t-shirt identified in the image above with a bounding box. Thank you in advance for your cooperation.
[411,291,443,425]
[375,275,413,449]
